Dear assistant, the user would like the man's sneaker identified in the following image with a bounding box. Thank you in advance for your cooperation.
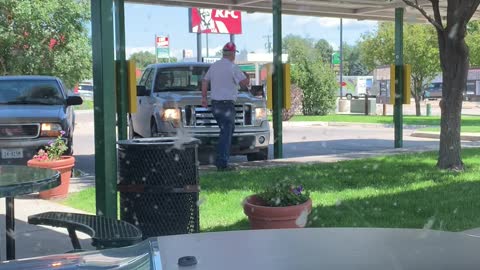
[217,165,237,172]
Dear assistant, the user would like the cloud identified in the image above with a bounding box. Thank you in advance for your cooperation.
[291,16,376,28]
[202,45,224,57]
[242,12,271,24]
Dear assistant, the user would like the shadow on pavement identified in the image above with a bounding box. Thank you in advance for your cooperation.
[0,215,94,261]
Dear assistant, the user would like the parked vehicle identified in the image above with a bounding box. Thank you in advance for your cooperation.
[0,76,83,165]
[77,81,93,100]
[339,76,373,99]
[129,63,270,161]
[422,82,442,100]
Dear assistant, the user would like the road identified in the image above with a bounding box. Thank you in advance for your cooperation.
[73,111,441,176]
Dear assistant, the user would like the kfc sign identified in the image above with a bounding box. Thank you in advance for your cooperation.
[189,8,242,34]
[156,36,169,48]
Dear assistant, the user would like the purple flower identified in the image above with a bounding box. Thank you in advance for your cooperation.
[60,130,65,135]
[48,140,54,145]
[292,185,303,195]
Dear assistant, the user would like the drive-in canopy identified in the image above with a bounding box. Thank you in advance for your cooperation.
[126,0,474,22]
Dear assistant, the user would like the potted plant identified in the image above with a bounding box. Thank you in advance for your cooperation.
[243,179,312,229]
[27,131,75,199]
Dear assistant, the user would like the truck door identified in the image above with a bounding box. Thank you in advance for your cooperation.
[132,67,154,137]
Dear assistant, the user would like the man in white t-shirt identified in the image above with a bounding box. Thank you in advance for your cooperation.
[201,42,250,171]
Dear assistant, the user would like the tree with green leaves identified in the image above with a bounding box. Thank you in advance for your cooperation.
[128,51,177,69]
[0,0,91,88]
[359,22,440,116]
[342,43,369,76]
[466,21,480,66]
[314,39,333,64]
[128,51,155,69]
[402,0,480,170]
[284,35,337,115]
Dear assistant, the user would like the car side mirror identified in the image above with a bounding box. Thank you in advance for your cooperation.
[136,85,151,96]
[66,95,83,106]
[250,85,265,98]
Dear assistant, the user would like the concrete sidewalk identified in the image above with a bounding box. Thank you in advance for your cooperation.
[3,141,480,261]
[0,196,95,261]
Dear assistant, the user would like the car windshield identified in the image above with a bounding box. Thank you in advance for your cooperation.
[154,67,209,92]
[0,80,64,105]
[78,84,93,91]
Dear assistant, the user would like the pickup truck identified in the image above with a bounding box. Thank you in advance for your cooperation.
[0,76,83,165]
[129,63,270,161]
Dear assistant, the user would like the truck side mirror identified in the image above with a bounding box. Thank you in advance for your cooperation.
[136,85,150,96]
[66,95,83,106]
[250,85,265,98]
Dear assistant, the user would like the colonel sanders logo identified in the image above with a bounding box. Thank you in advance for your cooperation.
[190,8,242,34]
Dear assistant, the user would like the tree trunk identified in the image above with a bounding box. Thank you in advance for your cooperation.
[413,80,422,116]
[436,30,467,170]
[414,95,421,116]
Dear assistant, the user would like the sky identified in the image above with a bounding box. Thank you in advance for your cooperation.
[124,3,379,60]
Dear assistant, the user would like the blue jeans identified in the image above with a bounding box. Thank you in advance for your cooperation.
[211,100,235,168]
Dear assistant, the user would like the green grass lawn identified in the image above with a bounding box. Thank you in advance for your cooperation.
[63,148,480,232]
[419,126,480,133]
[76,100,93,110]
[287,114,480,127]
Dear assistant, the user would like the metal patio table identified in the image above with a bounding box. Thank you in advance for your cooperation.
[0,165,60,260]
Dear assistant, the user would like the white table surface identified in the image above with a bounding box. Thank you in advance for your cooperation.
[156,228,480,270]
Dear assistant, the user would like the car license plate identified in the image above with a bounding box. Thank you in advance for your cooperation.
[1,148,23,159]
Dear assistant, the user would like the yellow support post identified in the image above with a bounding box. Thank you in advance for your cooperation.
[390,64,412,105]
[390,64,396,105]
[266,63,291,110]
[283,63,291,109]
[266,63,273,110]
[403,64,411,104]
[127,60,137,113]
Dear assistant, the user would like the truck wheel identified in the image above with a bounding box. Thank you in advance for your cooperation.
[65,137,74,155]
[247,148,268,161]
[346,93,353,100]
[198,150,216,165]
[128,117,142,139]
[128,117,134,139]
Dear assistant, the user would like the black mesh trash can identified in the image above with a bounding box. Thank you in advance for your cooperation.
[117,137,200,239]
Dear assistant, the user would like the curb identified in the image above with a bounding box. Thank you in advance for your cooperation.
[278,121,430,130]
[411,131,480,141]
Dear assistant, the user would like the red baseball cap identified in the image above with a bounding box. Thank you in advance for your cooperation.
[222,42,238,53]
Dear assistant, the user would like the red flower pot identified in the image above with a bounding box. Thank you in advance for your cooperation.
[243,195,312,229]
[27,156,75,199]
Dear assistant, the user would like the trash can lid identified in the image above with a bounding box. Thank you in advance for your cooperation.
[117,137,200,146]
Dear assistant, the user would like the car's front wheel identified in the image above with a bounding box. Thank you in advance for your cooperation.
[247,148,268,161]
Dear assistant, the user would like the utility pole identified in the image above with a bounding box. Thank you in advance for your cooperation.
[206,33,209,57]
[339,18,343,98]
[154,34,158,63]
[263,35,272,53]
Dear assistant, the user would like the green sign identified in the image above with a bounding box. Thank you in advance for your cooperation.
[331,52,341,65]
[156,48,169,58]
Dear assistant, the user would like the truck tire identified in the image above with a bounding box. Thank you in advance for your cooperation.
[346,93,353,100]
[198,150,216,165]
[247,148,268,161]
